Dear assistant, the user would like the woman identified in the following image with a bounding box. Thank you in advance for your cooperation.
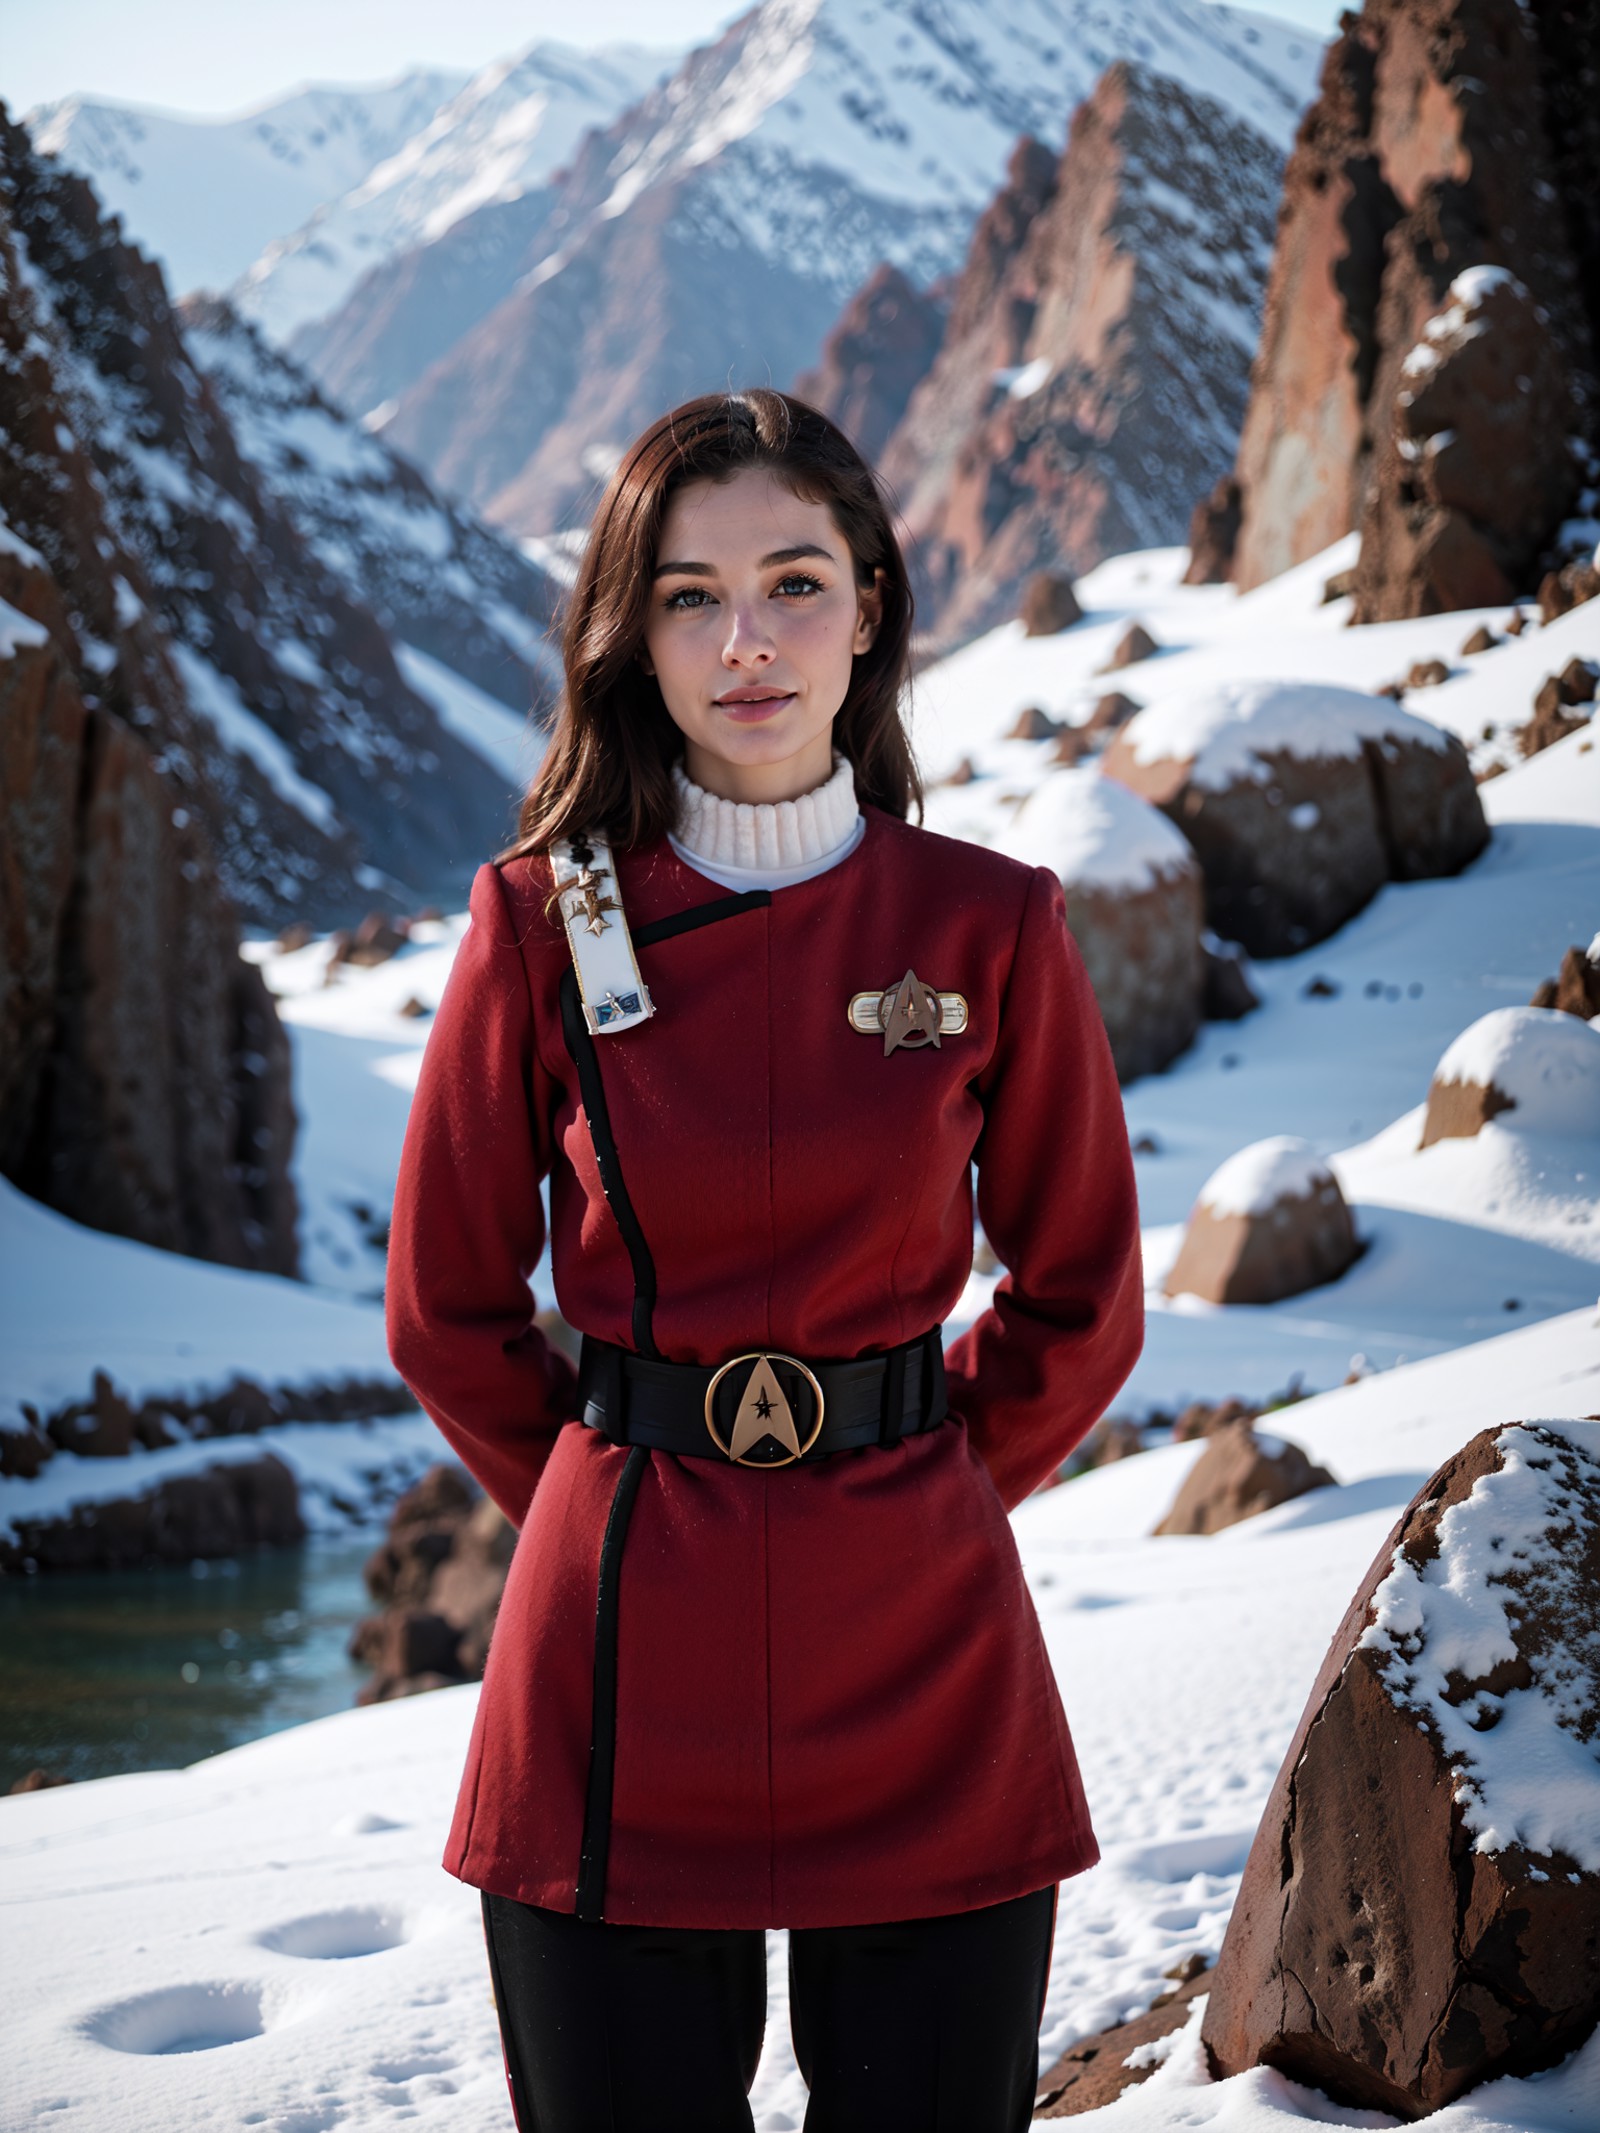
[387,390,1143,2132]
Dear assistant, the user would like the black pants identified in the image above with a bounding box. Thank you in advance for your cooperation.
[481,1884,1056,2133]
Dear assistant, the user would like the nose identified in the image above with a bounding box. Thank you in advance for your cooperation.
[721,596,777,668]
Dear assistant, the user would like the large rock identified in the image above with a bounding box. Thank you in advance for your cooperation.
[1163,1136,1361,1306]
[1419,1006,1600,1148]
[1354,269,1580,621]
[1103,680,1487,955]
[1203,1421,1600,2116]
[879,63,1286,647]
[1227,0,1600,601]
[790,262,948,466]
[1153,1419,1336,1537]
[1000,768,1204,1082]
[352,1463,515,1701]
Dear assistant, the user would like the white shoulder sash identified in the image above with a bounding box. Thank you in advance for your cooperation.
[550,832,655,1037]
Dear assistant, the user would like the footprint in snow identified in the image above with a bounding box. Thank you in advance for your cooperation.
[83,1980,277,2055]
[258,1906,410,1960]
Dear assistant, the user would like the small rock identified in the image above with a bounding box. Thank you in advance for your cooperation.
[1172,1396,1254,1443]
[1036,1963,1214,2114]
[397,996,432,1019]
[1049,726,1092,766]
[1007,704,1062,741]
[1538,558,1600,623]
[1459,624,1497,655]
[1202,939,1260,1022]
[1545,944,1600,1019]
[1504,609,1527,636]
[331,912,410,970]
[8,1769,72,1794]
[1154,1420,1335,1535]
[1302,974,1339,998]
[1018,572,1083,636]
[275,921,313,952]
[1320,566,1357,605]
[943,755,977,786]
[1404,658,1451,689]
[1097,621,1159,672]
[1420,1005,1600,1145]
[1084,690,1142,734]
[1557,656,1598,705]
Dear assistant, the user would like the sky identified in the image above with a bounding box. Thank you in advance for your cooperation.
[5,0,1343,119]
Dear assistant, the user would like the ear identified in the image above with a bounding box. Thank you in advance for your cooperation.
[854,567,886,655]
[636,643,656,677]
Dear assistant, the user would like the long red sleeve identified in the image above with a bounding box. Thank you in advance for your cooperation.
[386,861,578,1525]
[943,864,1145,1509]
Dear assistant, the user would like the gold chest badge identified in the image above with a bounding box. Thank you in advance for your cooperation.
[848,968,969,1056]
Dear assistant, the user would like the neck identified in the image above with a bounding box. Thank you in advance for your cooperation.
[671,751,859,874]
[681,728,836,805]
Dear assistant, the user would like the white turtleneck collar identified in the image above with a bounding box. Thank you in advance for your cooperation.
[668,752,863,892]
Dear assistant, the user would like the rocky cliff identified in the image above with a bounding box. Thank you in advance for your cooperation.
[1225,0,1600,614]
[0,208,298,1271]
[791,263,949,466]
[878,62,1285,648]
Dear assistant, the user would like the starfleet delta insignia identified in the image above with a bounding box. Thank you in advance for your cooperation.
[552,830,655,1036]
[847,972,969,1055]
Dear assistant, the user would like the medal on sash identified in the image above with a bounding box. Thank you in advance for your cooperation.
[552,832,655,1036]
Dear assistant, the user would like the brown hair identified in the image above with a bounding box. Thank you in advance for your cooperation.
[504,389,918,858]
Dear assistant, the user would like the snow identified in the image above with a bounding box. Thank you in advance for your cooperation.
[7,1309,1597,2130]
[0,1176,393,1436]
[393,643,544,790]
[1195,1136,1336,1218]
[999,764,1198,893]
[169,643,341,834]
[1119,677,1453,789]
[0,592,49,658]
[1430,1007,1600,1127]
[1359,1419,1600,1873]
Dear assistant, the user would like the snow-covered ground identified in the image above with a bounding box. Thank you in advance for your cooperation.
[7,1309,1596,2131]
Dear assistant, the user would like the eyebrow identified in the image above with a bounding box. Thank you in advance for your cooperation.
[652,542,837,579]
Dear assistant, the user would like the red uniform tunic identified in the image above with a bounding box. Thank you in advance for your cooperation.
[387,804,1143,1930]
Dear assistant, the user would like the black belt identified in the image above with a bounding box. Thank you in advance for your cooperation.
[578,1328,947,1468]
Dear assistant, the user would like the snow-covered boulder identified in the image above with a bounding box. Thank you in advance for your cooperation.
[1152,1420,1334,1536]
[1420,1007,1600,1148]
[1163,1136,1361,1305]
[1000,768,1203,1081]
[1204,1420,1600,2116]
[1103,679,1487,955]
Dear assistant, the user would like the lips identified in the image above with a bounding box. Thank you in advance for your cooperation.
[715,687,793,705]
[715,687,796,722]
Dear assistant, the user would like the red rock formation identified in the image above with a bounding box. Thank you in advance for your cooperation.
[1163,1140,1361,1307]
[791,262,949,466]
[1202,1423,1600,2116]
[1036,1959,1213,2115]
[1227,0,1599,605]
[882,67,1286,647]
[1153,1421,1336,1536]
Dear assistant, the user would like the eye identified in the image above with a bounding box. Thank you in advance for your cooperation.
[662,584,714,610]
[774,572,824,599]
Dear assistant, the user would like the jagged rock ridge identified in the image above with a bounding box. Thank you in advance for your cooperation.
[877,60,1286,647]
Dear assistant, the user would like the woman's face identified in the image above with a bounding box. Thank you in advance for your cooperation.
[641,466,883,804]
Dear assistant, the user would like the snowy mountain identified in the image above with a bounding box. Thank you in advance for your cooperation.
[179,297,562,730]
[25,70,467,299]
[232,43,679,346]
[0,107,532,929]
[299,0,1324,531]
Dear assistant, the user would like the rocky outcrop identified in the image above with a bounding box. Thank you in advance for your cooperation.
[0,104,511,928]
[1419,1006,1600,1147]
[0,1453,304,1573]
[1521,658,1598,757]
[1355,269,1580,621]
[1036,1957,1213,2115]
[791,263,949,466]
[1103,680,1488,955]
[1000,768,1205,1082]
[351,1464,515,1701]
[1226,0,1600,606]
[1203,1422,1600,2116]
[1163,1137,1361,1307]
[880,63,1286,647]
[1183,475,1242,585]
[1155,1419,1336,1537]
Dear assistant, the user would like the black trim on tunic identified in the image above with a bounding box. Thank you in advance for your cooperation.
[562,888,771,1921]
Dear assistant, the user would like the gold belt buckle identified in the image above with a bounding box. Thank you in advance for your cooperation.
[704,1351,826,1467]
